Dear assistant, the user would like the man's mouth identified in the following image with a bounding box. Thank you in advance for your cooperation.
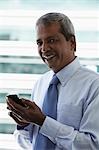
[43,54,55,60]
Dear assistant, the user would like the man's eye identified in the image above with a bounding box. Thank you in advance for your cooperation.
[49,39,55,43]
[49,38,58,44]
[37,41,42,46]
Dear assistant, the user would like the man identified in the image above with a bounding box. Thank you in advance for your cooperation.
[7,12,99,150]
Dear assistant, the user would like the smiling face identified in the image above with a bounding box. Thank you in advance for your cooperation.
[36,22,76,73]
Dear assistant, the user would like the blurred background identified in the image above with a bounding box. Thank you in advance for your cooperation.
[0,0,98,149]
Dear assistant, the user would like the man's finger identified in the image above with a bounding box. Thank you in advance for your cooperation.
[9,112,29,126]
[22,99,38,109]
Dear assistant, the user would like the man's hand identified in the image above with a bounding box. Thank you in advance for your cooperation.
[7,98,46,126]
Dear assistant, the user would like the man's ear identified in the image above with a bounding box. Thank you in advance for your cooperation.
[70,35,76,51]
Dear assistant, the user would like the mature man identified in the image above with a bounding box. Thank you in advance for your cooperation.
[7,12,99,150]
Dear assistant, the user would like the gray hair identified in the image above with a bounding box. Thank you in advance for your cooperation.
[36,12,76,42]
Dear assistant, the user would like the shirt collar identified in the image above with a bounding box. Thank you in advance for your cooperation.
[56,57,81,86]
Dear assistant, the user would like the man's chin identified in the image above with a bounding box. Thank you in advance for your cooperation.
[45,60,52,68]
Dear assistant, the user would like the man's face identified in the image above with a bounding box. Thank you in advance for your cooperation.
[36,22,76,73]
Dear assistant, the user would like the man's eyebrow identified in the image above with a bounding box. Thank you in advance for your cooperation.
[36,39,41,43]
[36,35,59,42]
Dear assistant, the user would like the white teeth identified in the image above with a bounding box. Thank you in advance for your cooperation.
[43,55,55,60]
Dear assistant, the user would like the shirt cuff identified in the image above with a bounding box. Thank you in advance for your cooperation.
[40,116,75,140]
[39,116,61,138]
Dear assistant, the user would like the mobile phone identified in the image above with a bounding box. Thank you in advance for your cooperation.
[7,94,25,107]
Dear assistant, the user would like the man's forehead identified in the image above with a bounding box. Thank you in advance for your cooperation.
[36,22,60,31]
[36,23,60,36]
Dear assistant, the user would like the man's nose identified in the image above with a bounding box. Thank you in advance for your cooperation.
[41,42,49,52]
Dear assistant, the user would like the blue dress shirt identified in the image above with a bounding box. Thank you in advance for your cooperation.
[14,57,99,150]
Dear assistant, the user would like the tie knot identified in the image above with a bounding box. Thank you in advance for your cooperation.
[50,75,60,85]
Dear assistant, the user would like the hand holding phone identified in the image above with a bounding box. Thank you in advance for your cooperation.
[7,94,25,107]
